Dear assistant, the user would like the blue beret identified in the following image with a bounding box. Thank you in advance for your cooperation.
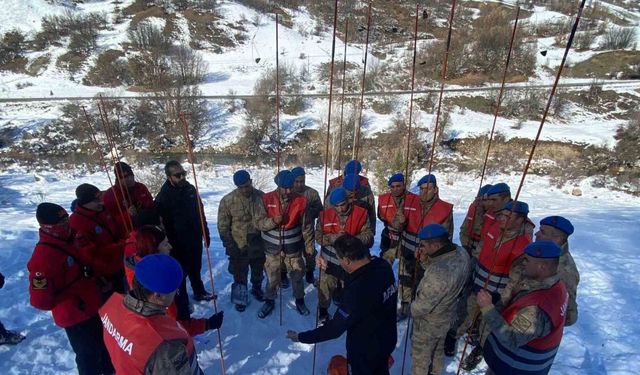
[329,187,348,206]
[344,160,362,174]
[540,216,574,236]
[487,182,510,196]
[135,254,183,294]
[387,173,404,186]
[418,224,449,240]
[417,174,437,187]
[233,170,250,186]
[502,200,529,215]
[524,240,561,258]
[478,184,493,197]
[343,173,361,190]
[291,166,305,178]
[274,170,294,188]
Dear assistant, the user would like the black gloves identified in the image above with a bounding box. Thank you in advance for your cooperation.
[206,311,224,330]
[0,272,4,289]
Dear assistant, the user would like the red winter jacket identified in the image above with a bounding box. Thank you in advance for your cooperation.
[70,205,126,277]
[103,182,154,232]
[27,230,102,328]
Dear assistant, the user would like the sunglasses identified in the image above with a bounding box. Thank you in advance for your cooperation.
[173,171,187,178]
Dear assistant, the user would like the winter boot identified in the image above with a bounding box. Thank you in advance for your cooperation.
[193,290,215,302]
[258,300,275,319]
[397,302,410,322]
[461,345,484,371]
[235,303,247,312]
[305,270,315,284]
[251,284,265,302]
[0,330,25,346]
[295,298,310,316]
[444,329,457,357]
[281,271,290,289]
[318,307,330,325]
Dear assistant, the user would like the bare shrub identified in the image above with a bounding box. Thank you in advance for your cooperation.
[600,26,636,50]
[169,45,208,86]
[128,22,171,53]
[574,30,597,50]
[614,114,640,167]
[0,30,26,64]
[84,50,132,87]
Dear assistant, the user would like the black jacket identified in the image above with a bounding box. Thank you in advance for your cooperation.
[155,180,209,253]
[299,257,398,375]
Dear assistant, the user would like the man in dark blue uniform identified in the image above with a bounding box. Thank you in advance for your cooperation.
[286,234,398,375]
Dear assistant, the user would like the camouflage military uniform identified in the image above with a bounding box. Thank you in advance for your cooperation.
[378,194,407,264]
[400,197,454,304]
[325,184,377,240]
[217,188,273,286]
[300,186,322,274]
[316,209,373,309]
[459,199,486,254]
[411,245,470,375]
[502,242,579,326]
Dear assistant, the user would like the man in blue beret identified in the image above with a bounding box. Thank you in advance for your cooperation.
[315,188,374,324]
[501,215,580,330]
[462,200,533,370]
[459,184,493,255]
[291,166,323,284]
[377,173,417,265]
[397,173,454,321]
[218,170,272,312]
[257,170,314,318]
[100,254,222,374]
[478,241,568,375]
[340,173,377,243]
[410,224,470,375]
[327,159,371,191]
[481,183,535,246]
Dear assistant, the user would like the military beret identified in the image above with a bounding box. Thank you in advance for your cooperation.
[344,159,362,174]
[501,200,529,215]
[291,166,305,178]
[36,202,69,225]
[233,170,250,186]
[387,173,404,186]
[75,183,102,206]
[540,216,574,236]
[135,254,183,294]
[418,224,449,240]
[330,187,348,206]
[417,174,437,187]
[524,240,561,258]
[487,182,510,196]
[343,173,361,191]
[478,184,493,197]
[274,170,294,188]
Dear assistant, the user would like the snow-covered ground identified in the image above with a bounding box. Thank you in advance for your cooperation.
[1,165,639,374]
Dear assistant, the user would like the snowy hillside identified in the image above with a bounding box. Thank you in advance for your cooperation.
[1,166,640,374]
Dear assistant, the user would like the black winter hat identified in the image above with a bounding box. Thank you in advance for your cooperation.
[75,183,102,206]
[36,202,68,225]
[114,162,133,179]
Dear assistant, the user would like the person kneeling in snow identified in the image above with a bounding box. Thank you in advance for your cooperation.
[286,235,397,375]
[101,254,222,374]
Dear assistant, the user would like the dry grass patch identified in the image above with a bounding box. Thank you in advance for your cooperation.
[567,51,640,79]
[26,55,50,76]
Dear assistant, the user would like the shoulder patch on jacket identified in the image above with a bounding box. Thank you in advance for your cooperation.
[32,274,48,289]
[512,314,532,333]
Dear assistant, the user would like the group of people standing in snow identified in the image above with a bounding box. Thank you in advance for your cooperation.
[0,158,580,375]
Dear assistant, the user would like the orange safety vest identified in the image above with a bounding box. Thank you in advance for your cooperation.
[99,293,201,375]
[400,195,453,253]
[261,191,307,255]
[484,281,568,375]
[319,205,368,278]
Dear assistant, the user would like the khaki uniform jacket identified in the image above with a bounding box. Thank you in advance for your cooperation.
[411,245,471,333]
[325,184,377,236]
[217,188,274,250]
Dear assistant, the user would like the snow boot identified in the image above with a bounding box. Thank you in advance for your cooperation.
[281,271,290,289]
[251,284,265,302]
[231,282,249,310]
[461,345,484,371]
[295,298,310,316]
[318,307,330,325]
[193,290,215,302]
[0,330,25,346]
[397,302,410,322]
[258,300,275,319]
[305,270,315,284]
[235,304,247,312]
[444,329,457,357]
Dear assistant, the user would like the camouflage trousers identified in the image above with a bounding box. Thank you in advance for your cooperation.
[265,253,305,300]
[381,244,399,265]
[282,249,317,274]
[318,270,340,309]
[458,289,491,346]
[411,319,449,375]
[227,245,265,286]
[399,252,425,303]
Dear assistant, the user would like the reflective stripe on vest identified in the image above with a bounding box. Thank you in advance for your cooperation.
[483,281,567,375]
[400,231,419,253]
[261,226,304,254]
[472,261,509,294]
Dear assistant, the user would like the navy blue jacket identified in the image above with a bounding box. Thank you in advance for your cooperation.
[299,257,398,375]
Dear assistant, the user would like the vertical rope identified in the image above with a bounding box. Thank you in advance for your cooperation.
[179,113,226,375]
[353,0,373,161]
[337,18,349,176]
[274,12,285,328]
